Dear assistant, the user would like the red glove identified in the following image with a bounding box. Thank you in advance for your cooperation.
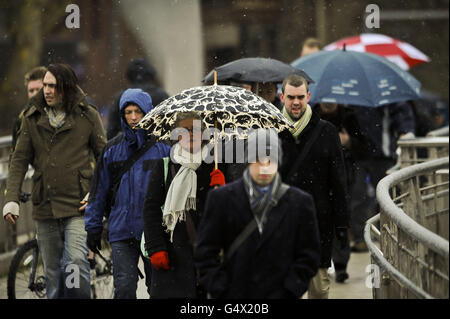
[150,251,169,270]
[210,169,225,187]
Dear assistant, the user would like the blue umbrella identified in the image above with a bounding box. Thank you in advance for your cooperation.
[291,50,421,107]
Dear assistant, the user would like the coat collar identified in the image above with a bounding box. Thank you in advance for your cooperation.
[29,86,88,116]
[29,87,88,134]
[280,110,321,144]
[232,178,290,252]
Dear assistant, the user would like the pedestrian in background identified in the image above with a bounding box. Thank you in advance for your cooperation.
[85,88,170,298]
[313,102,369,282]
[10,66,47,159]
[299,37,322,57]
[107,58,169,140]
[279,74,350,299]
[194,129,321,299]
[3,63,106,299]
[349,102,416,252]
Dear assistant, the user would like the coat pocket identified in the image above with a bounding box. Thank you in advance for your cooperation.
[78,167,93,199]
[31,170,43,205]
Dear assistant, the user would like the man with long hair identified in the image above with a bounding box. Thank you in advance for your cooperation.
[3,63,107,299]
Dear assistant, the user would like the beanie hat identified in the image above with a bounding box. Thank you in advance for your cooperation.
[243,128,282,166]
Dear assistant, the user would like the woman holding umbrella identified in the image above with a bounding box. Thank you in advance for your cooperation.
[142,111,226,299]
[137,82,293,298]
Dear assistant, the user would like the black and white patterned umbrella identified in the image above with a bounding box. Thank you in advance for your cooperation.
[136,85,292,140]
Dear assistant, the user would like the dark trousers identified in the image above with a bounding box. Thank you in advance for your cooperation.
[350,158,395,242]
[332,233,351,271]
[332,157,395,270]
[110,238,152,299]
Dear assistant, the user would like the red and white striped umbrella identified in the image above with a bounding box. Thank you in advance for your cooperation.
[323,33,430,70]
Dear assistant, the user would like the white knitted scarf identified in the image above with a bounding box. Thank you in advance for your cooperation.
[162,143,209,242]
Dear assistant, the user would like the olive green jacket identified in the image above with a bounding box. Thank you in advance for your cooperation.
[6,88,107,220]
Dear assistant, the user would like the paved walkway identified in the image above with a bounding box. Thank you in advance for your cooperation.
[329,251,373,299]
[1,251,373,299]
[134,252,374,299]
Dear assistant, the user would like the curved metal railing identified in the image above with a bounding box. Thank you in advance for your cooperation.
[0,135,35,253]
[365,157,449,299]
[426,125,449,137]
[386,129,448,175]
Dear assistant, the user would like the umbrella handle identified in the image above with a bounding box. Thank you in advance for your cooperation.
[214,70,218,170]
[214,120,218,170]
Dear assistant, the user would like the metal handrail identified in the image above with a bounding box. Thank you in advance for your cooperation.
[426,125,449,137]
[364,214,434,299]
[376,156,449,257]
[0,135,12,148]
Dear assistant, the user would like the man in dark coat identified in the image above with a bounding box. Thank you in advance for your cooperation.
[350,102,415,251]
[194,129,321,299]
[313,102,369,283]
[107,58,169,140]
[278,74,350,299]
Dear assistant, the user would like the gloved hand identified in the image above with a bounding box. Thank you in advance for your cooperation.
[210,169,225,187]
[150,251,170,270]
[3,201,20,224]
[87,232,102,254]
[335,227,349,250]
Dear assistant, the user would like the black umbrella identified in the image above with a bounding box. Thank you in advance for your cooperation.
[203,57,314,84]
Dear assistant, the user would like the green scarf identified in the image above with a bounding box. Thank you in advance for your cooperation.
[282,104,312,139]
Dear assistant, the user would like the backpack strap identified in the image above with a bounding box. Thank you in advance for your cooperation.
[105,135,156,217]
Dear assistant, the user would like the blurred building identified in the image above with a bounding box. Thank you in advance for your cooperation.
[0,0,448,134]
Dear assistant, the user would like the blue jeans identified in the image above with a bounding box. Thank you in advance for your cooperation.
[110,239,152,299]
[35,216,91,299]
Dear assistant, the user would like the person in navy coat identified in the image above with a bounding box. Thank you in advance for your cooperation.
[194,129,321,299]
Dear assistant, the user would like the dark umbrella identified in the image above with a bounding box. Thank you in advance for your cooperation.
[291,49,421,107]
[203,57,314,84]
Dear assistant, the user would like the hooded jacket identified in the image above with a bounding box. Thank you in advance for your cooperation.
[85,88,170,242]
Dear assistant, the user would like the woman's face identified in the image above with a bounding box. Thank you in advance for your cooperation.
[177,117,203,153]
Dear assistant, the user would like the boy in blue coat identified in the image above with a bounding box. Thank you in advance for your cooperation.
[85,88,170,298]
